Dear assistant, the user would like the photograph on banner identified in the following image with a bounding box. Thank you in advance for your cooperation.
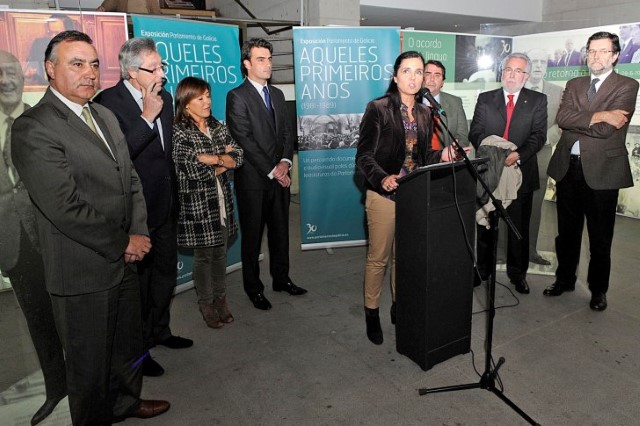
[0,10,127,291]
[0,10,127,103]
[293,26,400,248]
[455,34,513,84]
[298,113,361,151]
[401,31,510,128]
[619,126,640,217]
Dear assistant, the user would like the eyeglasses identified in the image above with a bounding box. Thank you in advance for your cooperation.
[138,62,168,74]
[587,49,613,56]
[502,67,527,75]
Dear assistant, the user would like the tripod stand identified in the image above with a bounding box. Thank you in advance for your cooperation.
[417,104,539,425]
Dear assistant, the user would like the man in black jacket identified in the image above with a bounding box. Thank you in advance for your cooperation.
[95,38,192,377]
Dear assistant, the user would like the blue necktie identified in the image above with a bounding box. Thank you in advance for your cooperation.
[263,86,275,122]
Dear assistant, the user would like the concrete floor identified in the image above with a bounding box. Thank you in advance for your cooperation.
[1,195,639,425]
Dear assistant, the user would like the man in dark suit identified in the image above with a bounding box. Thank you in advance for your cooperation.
[95,37,192,378]
[470,52,547,294]
[561,39,582,66]
[11,31,169,425]
[1,49,67,426]
[226,38,306,310]
[422,60,470,148]
[617,24,639,64]
[546,31,638,311]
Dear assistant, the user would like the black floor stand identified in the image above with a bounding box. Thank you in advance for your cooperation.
[417,210,540,426]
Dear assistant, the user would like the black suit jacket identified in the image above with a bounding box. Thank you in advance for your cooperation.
[469,88,547,193]
[95,80,176,229]
[226,79,293,190]
[11,88,148,296]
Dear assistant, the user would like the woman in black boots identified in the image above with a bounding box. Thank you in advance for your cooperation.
[356,51,456,344]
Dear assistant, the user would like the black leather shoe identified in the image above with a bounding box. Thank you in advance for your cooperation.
[590,292,607,311]
[157,335,193,349]
[511,279,530,294]
[142,356,165,377]
[31,394,66,425]
[543,280,575,296]
[249,293,272,310]
[273,281,307,295]
[530,252,551,266]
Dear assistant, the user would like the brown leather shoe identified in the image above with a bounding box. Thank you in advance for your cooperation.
[199,302,224,328]
[131,400,170,419]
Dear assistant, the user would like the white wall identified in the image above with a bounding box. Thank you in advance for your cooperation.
[360,0,542,23]
[543,0,640,31]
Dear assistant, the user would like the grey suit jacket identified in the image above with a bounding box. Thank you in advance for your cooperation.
[226,79,293,191]
[11,88,148,296]
[438,91,470,147]
[1,102,40,273]
[547,72,639,190]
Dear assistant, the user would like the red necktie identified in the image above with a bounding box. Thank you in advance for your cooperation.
[431,114,442,150]
[503,94,514,140]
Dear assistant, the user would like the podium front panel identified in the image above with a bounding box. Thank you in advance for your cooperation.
[395,162,476,371]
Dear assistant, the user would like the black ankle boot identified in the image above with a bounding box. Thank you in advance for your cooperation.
[390,302,396,325]
[31,393,66,425]
[365,307,383,345]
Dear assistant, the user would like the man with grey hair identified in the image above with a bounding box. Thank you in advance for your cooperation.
[470,52,547,294]
[95,37,191,378]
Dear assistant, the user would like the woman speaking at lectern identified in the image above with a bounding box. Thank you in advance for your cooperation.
[355,50,459,345]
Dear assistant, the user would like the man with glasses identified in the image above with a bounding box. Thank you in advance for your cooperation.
[470,52,547,294]
[546,32,638,311]
[96,38,192,377]
[422,60,470,148]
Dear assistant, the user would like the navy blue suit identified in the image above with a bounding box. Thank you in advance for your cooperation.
[226,79,294,295]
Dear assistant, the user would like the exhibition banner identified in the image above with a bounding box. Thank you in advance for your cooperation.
[293,26,400,249]
[132,16,242,284]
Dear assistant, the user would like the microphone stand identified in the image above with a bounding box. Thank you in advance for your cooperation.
[417,107,539,426]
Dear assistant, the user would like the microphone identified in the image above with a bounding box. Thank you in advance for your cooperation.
[420,88,446,117]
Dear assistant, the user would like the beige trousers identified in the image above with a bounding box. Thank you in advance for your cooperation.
[364,190,396,309]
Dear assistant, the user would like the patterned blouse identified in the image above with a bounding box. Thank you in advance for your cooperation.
[173,116,244,248]
[400,103,419,175]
